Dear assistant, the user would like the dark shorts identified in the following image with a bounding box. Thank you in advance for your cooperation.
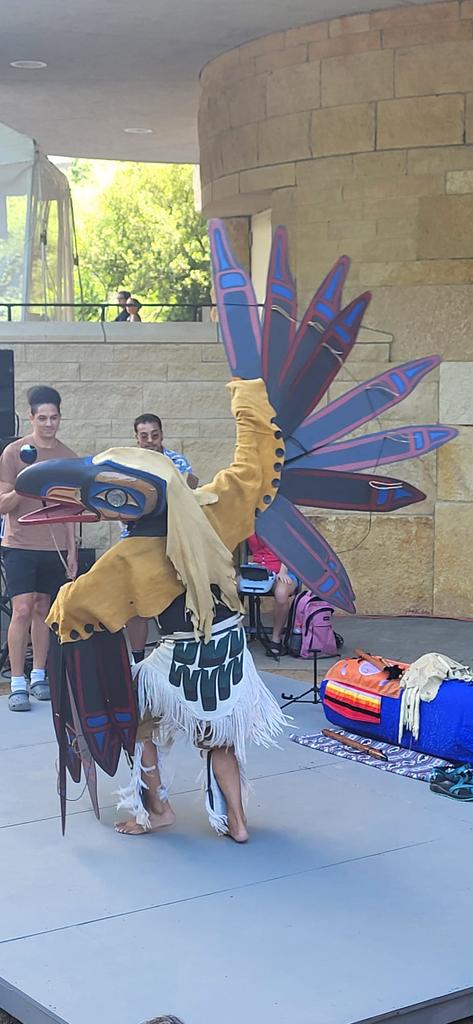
[2,548,67,600]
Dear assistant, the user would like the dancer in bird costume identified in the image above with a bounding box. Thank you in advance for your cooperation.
[15,220,456,840]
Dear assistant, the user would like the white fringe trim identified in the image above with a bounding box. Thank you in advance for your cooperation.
[116,739,172,831]
[136,645,287,766]
[118,632,287,830]
[202,752,250,835]
[205,752,228,835]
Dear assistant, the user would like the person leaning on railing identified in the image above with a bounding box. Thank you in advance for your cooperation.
[114,289,131,321]
[126,296,142,321]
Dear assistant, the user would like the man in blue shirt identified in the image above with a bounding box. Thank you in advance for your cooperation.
[126,413,199,661]
[133,413,198,489]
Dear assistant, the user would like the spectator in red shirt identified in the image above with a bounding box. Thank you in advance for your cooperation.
[246,534,298,657]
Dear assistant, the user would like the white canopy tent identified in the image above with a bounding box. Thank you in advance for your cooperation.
[0,123,74,320]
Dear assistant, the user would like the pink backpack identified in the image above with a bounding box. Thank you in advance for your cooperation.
[287,592,341,659]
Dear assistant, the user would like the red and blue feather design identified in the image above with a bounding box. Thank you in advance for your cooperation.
[47,631,138,833]
[209,219,457,615]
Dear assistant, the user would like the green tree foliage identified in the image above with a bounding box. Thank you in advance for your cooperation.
[72,162,211,321]
[68,158,94,184]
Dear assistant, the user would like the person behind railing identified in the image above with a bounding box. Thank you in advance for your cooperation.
[126,296,142,322]
[114,289,131,321]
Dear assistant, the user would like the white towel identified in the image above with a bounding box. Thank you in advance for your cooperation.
[399,652,473,741]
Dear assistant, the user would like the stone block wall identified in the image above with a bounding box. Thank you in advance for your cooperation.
[197,1,473,617]
[0,314,465,618]
[0,321,235,559]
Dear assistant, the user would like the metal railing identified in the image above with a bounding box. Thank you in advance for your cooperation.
[0,301,207,323]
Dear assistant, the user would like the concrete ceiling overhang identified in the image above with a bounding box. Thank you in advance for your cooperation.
[1,0,434,162]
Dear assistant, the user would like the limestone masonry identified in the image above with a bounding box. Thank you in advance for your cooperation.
[196,0,473,619]
[2,2,472,619]
[0,314,465,618]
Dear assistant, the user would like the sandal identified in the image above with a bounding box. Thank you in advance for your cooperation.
[30,681,51,701]
[8,690,31,712]
[265,641,282,660]
[430,763,471,784]
[430,768,473,801]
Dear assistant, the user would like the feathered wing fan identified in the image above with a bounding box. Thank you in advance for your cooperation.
[261,226,297,411]
[255,495,356,613]
[47,631,138,833]
[209,220,261,379]
[285,357,444,458]
[285,426,456,473]
[276,292,371,438]
[209,219,457,612]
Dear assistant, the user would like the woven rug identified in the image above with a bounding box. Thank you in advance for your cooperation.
[291,730,448,781]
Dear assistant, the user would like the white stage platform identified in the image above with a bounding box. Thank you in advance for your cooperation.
[1,660,473,1024]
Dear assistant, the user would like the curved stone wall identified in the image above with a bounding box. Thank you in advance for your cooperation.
[198,1,473,617]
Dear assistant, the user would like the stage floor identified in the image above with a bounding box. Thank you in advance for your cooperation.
[1,617,473,1024]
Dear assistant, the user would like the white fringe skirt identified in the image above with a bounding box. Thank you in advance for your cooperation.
[117,615,287,831]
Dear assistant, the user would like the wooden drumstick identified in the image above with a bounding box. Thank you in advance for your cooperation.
[322,728,388,762]
[355,648,390,671]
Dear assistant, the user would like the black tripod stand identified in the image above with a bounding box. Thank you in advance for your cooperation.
[245,592,280,662]
[246,596,321,703]
[280,649,320,709]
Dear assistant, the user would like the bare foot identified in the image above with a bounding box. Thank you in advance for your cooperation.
[227,811,249,844]
[115,802,176,835]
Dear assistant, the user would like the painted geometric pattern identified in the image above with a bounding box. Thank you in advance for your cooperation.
[326,658,405,698]
[209,219,457,615]
[292,731,448,781]
[323,680,382,724]
[169,625,244,713]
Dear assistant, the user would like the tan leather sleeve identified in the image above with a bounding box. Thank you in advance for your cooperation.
[201,378,284,553]
[46,536,184,643]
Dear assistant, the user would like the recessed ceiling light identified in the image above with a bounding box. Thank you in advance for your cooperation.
[10,59,48,69]
[123,127,153,134]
